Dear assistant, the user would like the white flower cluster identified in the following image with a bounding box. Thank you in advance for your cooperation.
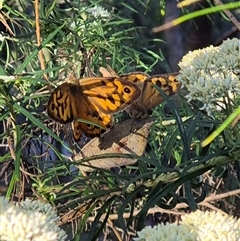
[86,6,111,19]
[135,210,240,241]
[70,5,110,39]
[177,38,240,116]
[182,210,240,240]
[135,222,196,241]
[0,197,67,241]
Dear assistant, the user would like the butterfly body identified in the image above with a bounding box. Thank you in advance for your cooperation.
[47,76,141,141]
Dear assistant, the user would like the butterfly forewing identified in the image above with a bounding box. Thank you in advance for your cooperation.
[80,77,141,114]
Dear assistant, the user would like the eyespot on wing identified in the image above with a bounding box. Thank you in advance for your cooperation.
[81,77,141,114]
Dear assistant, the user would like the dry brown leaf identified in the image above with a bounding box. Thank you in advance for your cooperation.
[74,117,154,172]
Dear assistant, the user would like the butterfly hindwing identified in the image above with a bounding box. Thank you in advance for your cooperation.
[125,72,181,118]
[142,73,181,110]
[47,83,75,124]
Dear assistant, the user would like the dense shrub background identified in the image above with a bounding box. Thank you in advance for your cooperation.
[0,0,239,240]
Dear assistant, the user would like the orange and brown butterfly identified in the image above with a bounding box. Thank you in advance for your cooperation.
[99,66,181,118]
[47,74,141,142]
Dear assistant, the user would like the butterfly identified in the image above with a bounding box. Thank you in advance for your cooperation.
[100,66,181,118]
[47,76,141,141]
